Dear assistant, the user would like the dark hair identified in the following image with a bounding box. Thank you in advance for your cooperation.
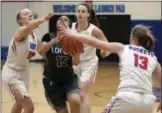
[16,11,22,26]
[58,15,72,28]
[131,24,155,51]
[77,3,99,27]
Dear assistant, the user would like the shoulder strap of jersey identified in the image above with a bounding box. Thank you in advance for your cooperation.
[71,22,77,30]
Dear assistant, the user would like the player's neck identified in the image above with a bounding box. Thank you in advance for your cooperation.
[77,21,89,31]
[130,40,138,46]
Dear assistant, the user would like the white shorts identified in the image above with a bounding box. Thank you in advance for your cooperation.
[102,92,156,113]
[73,57,98,83]
[2,65,29,101]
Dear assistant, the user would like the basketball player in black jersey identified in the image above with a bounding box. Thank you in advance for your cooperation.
[38,16,81,113]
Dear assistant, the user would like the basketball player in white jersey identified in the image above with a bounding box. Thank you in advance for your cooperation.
[2,8,54,113]
[58,24,161,113]
[71,3,110,113]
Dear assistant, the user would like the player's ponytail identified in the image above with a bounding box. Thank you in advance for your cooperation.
[131,24,155,51]
[89,8,99,27]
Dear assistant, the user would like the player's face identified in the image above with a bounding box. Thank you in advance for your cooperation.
[19,8,34,26]
[76,5,90,23]
[57,16,70,28]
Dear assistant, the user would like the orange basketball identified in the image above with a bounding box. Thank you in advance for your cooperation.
[60,36,83,55]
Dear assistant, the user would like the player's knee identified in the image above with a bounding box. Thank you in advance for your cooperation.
[69,101,80,110]
[57,108,68,113]
[25,103,34,112]
[80,81,92,94]
[24,106,34,113]
[80,91,89,100]
[70,98,81,106]
[29,107,34,113]
[20,97,34,113]
[68,94,81,106]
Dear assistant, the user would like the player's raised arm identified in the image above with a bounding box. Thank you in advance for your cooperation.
[38,33,60,56]
[59,25,124,55]
[153,61,162,112]
[153,61,161,86]
[15,10,54,41]
[92,27,110,57]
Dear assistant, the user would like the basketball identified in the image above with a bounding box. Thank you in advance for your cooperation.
[60,36,83,55]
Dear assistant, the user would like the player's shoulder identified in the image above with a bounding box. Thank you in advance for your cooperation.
[90,23,96,27]
[15,26,28,35]
[17,26,27,31]
[150,52,157,61]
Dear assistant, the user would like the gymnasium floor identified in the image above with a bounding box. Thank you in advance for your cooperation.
[1,62,161,113]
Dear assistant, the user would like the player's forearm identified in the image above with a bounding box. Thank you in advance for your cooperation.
[154,62,162,87]
[73,33,108,52]
[26,18,45,32]
[17,18,45,41]
[73,33,96,46]
[99,36,108,42]
[39,39,59,56]
[72,53,80,66]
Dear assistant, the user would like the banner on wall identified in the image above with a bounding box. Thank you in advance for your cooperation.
[53,4,125,14]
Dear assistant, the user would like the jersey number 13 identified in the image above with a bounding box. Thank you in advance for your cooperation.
[134,53,148,70]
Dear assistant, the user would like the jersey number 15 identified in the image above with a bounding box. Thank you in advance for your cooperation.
[134,53,148,70]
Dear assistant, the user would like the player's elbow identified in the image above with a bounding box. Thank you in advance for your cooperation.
[38,49,46,57]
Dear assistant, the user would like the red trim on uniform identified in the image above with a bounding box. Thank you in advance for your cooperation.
[102,98,117,113]
[11,46,15,54]
[89,75,95,83]
[11,40,17,54]
[75,23,90,32]
[8,84,23,101]
[31,32,35,39]
[27,51,36,59]
[8,84,17,100]
[13,40,17,53]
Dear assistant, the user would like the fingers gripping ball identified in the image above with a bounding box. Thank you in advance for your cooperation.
[60,36,83,55]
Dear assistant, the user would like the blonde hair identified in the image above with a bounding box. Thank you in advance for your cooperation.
[131,24,155,51]
[16,10,22,26]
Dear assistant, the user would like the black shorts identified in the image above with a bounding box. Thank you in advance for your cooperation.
[42,73,80,111]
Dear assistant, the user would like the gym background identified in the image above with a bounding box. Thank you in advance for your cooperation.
[1,1,162,63]
[0,1,161,113]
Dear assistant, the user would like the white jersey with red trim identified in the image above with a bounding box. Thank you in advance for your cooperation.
[71,22,97,61]
[5,33,38,70]
[118,45,157,94]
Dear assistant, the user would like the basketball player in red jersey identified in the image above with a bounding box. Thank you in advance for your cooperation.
[2,8,55,113]
[71,3,110,113]
[59,24,161,113]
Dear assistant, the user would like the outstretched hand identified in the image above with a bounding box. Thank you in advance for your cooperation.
[100,50,110,58]
[44,13,54,21]
[58,23,75,40]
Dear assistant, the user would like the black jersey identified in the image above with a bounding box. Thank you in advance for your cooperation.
[42,33,73,80]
